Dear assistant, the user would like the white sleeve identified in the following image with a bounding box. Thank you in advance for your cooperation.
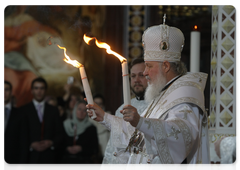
[100,112,135,148]
[136,103,201,163]
[115,104,124,118]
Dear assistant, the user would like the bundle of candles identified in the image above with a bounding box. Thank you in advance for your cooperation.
[57,34,131,119]
[83,34,131,106]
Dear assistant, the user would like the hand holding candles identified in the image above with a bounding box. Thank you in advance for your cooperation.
[57,45,97,119]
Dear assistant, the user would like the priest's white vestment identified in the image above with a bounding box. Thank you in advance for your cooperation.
[220,136,240,170]
[102,97,148,164]
[100,72,210,164]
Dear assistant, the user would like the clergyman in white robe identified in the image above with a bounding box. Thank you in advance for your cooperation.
[99,72,210,164]
[102,97,148,164]
[87,18,210,164]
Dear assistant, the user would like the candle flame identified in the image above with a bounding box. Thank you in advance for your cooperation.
[57,45,82,68]
[83,34,126,62]
[194,25,198,30]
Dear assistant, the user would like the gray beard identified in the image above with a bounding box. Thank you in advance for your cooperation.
[144,74,167,104]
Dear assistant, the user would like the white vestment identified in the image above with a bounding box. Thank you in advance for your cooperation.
[220,136,240,170]
[102,98,148,164]
[100,72,210,164]
[89,118,110,156]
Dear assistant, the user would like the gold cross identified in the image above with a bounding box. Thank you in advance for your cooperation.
[167,126,181,140]
[125,129,138,153]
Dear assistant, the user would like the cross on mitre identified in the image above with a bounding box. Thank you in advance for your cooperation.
[163,14,167,25]
[167,126,181,140]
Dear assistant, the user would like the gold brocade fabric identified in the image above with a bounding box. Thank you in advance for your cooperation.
[125,89,167,153]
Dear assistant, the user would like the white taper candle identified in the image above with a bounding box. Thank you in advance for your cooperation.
[190,30,200,72]
[79,65,97,119]
[121,61,131,106]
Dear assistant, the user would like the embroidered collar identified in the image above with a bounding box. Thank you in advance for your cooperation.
[161,75,181,92]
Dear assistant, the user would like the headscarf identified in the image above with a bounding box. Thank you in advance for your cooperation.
[63,101,92,137]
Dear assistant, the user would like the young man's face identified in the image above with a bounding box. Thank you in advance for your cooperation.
[4,83,12,104]
[130,63,148,97]
[31,82,46,102]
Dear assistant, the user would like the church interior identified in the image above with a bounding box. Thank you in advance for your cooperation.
[4,5,236,164]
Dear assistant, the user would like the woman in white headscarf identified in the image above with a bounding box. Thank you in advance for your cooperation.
[61,100,99,163]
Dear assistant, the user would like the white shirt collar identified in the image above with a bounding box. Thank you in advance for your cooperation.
[5,102,12,110]
[32,99,45,107]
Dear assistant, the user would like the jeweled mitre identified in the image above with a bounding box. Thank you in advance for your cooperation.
[142,23,185,62]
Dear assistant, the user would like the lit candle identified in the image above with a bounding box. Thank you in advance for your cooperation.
[84,34,131,106]
[79,65,97,119]
[121,61,131,106]
[57,45,97,119]
[190,25,200,72]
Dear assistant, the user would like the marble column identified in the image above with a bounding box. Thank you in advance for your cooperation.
[209,0,240,170]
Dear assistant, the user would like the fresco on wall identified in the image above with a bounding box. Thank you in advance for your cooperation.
[4,6,106,107]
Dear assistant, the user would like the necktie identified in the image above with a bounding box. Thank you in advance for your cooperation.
[37,104,43,122]
[1,107,7,133]
[5,107,10,130]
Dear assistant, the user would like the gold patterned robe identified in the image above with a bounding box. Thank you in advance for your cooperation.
[100,72,210,164]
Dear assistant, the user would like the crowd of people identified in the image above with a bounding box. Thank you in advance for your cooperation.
[4,57,148,164]
[4,76,111,164]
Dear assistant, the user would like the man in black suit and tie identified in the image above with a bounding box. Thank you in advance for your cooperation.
[20,77,64,163]
[4,81,21,163]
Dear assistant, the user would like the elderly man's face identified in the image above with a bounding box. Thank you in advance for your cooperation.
[143,61,161,85]
[143,61,167,103]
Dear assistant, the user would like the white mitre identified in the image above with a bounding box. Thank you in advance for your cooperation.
[142,14,185,62]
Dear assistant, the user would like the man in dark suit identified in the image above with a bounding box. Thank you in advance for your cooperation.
[4,81,22,163]
[20,77,64,163]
